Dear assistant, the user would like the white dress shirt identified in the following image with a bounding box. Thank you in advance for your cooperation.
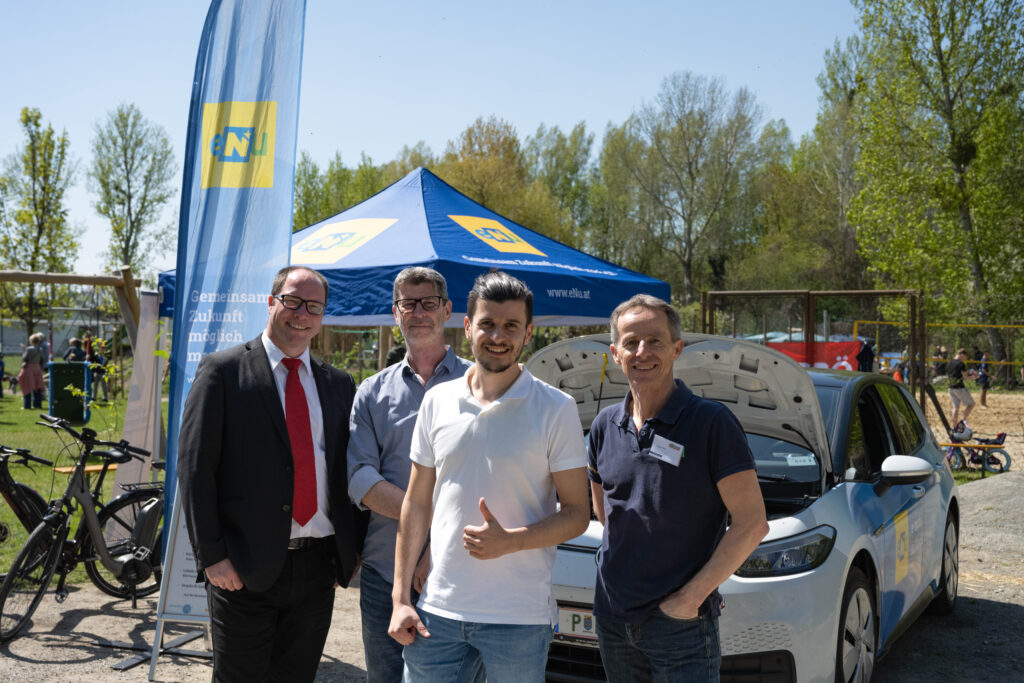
[261,332,334,539]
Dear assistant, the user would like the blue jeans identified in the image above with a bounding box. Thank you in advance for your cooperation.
[402,608,550,683]
[596,609,721,682]
[360,565,415,683]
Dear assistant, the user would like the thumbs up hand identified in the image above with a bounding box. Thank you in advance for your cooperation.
[463,498,517,559]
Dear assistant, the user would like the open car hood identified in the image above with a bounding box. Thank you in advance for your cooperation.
[526,333,831,465]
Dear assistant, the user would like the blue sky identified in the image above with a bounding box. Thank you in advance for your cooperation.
[0,1,858,277]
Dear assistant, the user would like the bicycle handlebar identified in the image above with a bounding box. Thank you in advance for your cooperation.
[0,445,53,467]
[35,413,151,458]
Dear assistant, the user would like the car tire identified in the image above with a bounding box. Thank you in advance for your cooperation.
[835,566,876,683]
[928,514,958,615]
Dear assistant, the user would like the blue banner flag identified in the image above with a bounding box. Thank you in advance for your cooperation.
[165,0,307,508]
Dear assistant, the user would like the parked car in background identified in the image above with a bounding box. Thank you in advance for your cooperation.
[529,334,959,683]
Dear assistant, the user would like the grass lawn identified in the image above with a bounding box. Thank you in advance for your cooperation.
[0,381,140,583]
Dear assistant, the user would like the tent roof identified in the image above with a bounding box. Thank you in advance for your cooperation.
[160,167,669,326]
[291,166,668,326]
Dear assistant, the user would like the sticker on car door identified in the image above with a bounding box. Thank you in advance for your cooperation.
[894,509,909,583]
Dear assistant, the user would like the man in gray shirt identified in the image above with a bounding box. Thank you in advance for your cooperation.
[347,267,471,683]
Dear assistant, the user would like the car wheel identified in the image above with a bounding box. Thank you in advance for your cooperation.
[928,514,958,615]
[835,567,876,683]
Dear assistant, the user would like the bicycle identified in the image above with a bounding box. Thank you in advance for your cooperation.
[0,446,52,578]
[945,422,1012,474]
[0,415,164,642]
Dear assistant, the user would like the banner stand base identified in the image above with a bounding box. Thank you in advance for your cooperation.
[101,626,209,672]
[140,616,213,679]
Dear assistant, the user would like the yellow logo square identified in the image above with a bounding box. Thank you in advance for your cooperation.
[200,101,276,188]
[291,218,398,264]
[448,215,546,256]
[894,509,909,583]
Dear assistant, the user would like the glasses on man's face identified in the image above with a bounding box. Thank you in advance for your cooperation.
[274,294,325,316]
[394,295,443,313]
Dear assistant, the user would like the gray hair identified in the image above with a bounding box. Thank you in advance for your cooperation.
[609,294,681,343]
[393,267,448,302]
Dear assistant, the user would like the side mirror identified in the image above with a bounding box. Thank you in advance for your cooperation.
[879,455,933,486]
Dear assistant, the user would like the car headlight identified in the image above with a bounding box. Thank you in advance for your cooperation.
[734,525,836,577]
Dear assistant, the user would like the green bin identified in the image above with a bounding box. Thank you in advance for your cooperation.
[47,361,91,424]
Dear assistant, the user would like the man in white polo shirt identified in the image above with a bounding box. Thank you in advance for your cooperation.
[388,271,589,682]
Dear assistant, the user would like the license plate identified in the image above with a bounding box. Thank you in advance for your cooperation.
[556,606,597,640]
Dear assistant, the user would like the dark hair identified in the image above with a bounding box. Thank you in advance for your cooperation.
[609,294,681,343]
[393,267,448,301]
[271,266,329,301]
[466,270,532,324]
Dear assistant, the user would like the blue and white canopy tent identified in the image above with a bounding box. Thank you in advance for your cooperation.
[160,166,669,325]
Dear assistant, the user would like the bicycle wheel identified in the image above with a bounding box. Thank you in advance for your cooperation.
[983,449,1011,474]
[82,491,163,599]
[0,484,48,580]
[0,521,66,641]
[947,448,965,471]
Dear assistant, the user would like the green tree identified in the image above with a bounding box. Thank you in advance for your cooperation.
[732,38,870,298]
[610,72,765,303]
[851,0,1024,361]
[439,116,570,245]
[88,103,176,276]
[586,122,679,288]
[292,151,327,231]
[382,141,437,181]
[291,152,389,231]
[524,122,594,238]
[0,107,78,334]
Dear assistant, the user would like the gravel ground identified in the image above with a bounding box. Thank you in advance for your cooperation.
[2,473,1022,681]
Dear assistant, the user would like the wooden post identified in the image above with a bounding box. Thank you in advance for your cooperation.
[908,293,917,390]
[377,326,394,371]
[804,292,814,367]
[918,294,927,411]
[115,265,141,350]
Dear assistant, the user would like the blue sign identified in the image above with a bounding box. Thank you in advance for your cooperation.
[164,0,307,512]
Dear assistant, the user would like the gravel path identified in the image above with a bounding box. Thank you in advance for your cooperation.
[3,473,1023,682]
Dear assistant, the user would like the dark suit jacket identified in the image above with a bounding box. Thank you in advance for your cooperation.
[179,336,359,592]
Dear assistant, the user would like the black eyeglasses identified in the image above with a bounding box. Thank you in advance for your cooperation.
[394,295,443,313]
[273,294,325,316]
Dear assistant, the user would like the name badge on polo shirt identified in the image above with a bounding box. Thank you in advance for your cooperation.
[649,434,684,466]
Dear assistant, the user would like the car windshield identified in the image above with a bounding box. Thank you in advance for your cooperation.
[748,433,820,483]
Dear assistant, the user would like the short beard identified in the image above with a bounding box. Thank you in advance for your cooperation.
[477,355,518,374]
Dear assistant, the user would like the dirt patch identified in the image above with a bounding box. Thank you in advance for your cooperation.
[0,586,366,682]
[924,389,1024,463]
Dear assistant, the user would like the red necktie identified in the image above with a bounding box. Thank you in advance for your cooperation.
[282,358,317,526]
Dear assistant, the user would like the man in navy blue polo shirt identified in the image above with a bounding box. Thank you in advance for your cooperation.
[588,294,768,682]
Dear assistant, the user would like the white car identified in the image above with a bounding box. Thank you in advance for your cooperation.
[529,334,959,683]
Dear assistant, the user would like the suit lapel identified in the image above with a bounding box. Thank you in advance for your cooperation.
[244,337,291,451]
[311,358,336,461]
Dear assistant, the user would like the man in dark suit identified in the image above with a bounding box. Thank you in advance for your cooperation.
[179,266,360,682]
